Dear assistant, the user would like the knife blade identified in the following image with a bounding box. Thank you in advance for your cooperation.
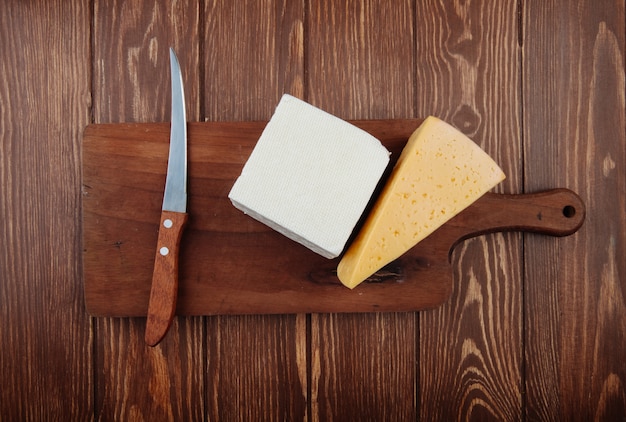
[145,48,188,346]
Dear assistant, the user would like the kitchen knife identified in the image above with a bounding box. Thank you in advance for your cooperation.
[145,48,188,346]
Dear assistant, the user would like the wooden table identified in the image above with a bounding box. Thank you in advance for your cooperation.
[1,1,624,420]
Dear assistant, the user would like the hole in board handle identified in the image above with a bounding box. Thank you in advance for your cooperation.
[562,205,576,218]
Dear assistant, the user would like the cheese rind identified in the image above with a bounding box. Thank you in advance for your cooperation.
[228,94,390,259]
[337,116,506,288]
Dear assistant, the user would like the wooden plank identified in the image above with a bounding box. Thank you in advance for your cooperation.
[204,0,304,121]
[311,313,417,420]
[0,0,92,419]
[522,0,626,419]
[202,1,308,420]
[306,0,418,419]
[414,1,524,419]
[93,0,201,123]
[206,314,309,420]
[92,1,204,419]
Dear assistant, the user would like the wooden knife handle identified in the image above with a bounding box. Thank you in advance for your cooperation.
[145,210,188,346]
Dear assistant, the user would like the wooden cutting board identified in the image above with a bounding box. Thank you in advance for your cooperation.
[82,120,585,317]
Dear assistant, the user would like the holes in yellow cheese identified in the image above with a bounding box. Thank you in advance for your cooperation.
[336,116,506,289]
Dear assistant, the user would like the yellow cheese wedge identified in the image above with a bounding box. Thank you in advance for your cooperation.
[337,116,506,289]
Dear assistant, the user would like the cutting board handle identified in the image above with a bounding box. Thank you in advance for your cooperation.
[452,188,586,249]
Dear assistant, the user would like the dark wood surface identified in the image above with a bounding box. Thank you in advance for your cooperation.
[1,0,624,420]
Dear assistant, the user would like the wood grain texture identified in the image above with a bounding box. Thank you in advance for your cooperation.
[206,314,308,420]
[94,0,201,123]
[307,0,415,120]
[0,0,92,420]
[204,0,305,120]
[306,0,417,419]
[1,0,624,419]
[92,0,204,419]
[523,0,626,419]
[310,313,417,421]
[202,1,308,419]
[414,0,524,419]
[95,318,204,420]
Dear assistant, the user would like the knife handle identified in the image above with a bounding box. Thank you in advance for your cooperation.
[145,210,188,346]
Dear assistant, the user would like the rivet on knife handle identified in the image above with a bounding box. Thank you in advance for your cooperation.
[145,211,187,346]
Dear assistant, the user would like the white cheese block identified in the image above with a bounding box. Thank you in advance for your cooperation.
[228,94,390,259]
[337,116,506,288]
